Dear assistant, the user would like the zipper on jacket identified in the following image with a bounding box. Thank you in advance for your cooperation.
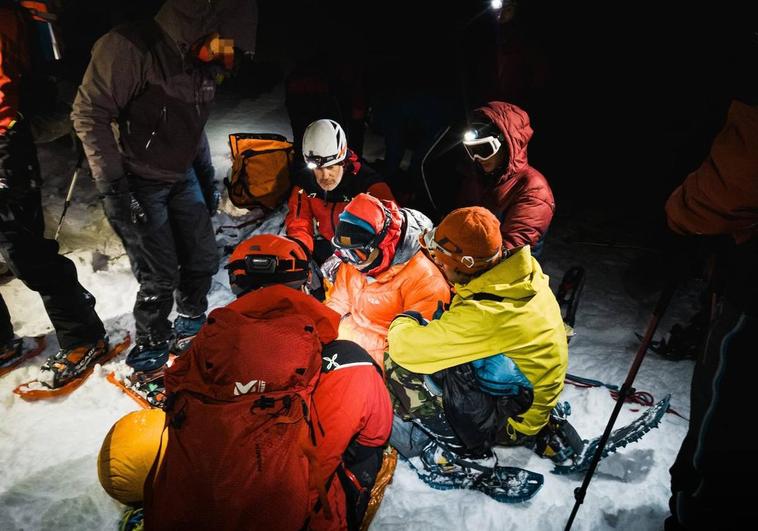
[330,202,337,234]
[296,190,303,217]
[145,105,167,150]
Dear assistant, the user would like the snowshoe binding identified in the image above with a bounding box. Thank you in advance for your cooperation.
[117,341,172,408]
[38,338,110,389]
[401,441,544,503]
[126,365,168,409]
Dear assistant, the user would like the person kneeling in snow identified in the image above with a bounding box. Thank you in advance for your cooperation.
[100,234,393,530]
[386,206,568,475]
[326,193,450,366]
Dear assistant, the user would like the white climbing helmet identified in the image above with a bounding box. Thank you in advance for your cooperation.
[302,119,348,168]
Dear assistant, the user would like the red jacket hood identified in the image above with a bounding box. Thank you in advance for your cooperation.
[477,101,533,182]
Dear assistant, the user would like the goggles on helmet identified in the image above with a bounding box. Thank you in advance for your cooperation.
[331,206,392,266]
[305,153,343,169]
[333,246,374,265]
[420,227,502,269]
[462,135,502,162]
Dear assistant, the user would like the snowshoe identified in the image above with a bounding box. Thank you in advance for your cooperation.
[14,332,131,400]
[170,314,205,355]
[37,338,110,389]
[0,336,46,377]
[552,394,671,475]
[108,356,175,409]
[401,441,543,503]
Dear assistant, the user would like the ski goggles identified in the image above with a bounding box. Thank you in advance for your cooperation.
[462,135,502,162]
[333,245,374,265]
[420,226,502,269]
[305,153,343,169]
[331,208,392,265]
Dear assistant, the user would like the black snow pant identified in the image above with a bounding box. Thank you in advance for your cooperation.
[110,170,218,349]
[667,241,756,530]
[0,120,105,349]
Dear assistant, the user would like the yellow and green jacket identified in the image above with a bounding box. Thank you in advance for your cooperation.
[387,246,568,435]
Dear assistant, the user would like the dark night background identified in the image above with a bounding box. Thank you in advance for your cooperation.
[42,0,758,246]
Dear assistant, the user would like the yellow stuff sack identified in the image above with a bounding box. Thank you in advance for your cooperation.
[225,133,293,210]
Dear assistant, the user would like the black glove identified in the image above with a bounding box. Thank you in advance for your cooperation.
[102,192,148,226]
[203,186,221,216]
[129,194,148,224]
[99,179,148,226]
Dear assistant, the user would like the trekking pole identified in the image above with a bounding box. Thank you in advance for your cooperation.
[565,278,677,531]
[54,145,85,241]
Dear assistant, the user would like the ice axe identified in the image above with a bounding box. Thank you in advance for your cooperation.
[54,145,85,241]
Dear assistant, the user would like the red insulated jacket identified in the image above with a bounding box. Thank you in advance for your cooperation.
[459,101,555,251]
[286,150,395,252]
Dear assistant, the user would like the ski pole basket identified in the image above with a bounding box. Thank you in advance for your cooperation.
[225,133,294,211]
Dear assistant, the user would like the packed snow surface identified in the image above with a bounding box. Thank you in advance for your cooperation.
[0,87,698,530]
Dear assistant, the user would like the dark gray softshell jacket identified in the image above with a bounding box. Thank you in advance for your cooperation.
[71,0,258,186]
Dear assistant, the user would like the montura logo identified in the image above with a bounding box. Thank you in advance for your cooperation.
[234,380,266,395]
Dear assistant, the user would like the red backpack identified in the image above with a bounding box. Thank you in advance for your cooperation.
[144,286,340,531]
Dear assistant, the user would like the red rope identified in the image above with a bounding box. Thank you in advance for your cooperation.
[565,378,689,421]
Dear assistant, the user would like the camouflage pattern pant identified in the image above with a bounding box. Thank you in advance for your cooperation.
[384,354,464,455]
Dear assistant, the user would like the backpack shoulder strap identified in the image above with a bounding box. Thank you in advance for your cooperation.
[321,340,382,376]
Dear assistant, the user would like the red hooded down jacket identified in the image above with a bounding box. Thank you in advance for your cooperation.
[460,101,555,251]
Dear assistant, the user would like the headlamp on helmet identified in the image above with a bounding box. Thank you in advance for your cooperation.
[302,119,348,169]
[225,235,309,295]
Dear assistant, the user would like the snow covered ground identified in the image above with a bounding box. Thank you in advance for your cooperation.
[0,85,700,530]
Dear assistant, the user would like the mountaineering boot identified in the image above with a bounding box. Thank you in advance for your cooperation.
[0,338,23,367]
[126,340,170,373]
[38,337,109,388]
[171,314,205,355]
[125,340,171,408]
